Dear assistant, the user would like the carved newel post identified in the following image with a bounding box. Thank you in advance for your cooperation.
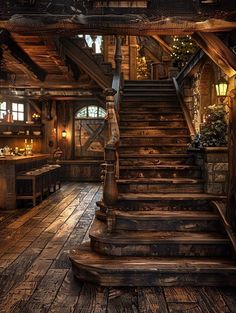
[103,89,119,208]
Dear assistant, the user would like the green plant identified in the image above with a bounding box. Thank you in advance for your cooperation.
[200,104,227,147]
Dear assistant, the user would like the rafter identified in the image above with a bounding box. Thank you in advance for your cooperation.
[192,32,236,77]
[151,35,173,55]
[0,29,46,81]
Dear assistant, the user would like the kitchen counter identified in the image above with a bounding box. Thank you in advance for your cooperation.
[0,154,49,210]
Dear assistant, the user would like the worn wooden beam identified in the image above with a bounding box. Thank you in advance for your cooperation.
[192,32,236,77]
[0,29,47,81]
[152,35,173,55]
[1,17,236,36]
[58,38,111,90]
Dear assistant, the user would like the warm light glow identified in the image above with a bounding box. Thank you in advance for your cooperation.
[215,77,228,97]
[62,129,67,139]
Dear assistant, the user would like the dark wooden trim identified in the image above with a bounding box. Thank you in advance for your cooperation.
[0,29,46,81]
[192,32,236,77]
[1,17,236,36]
[173,77,196,138]
[176,48,206,85]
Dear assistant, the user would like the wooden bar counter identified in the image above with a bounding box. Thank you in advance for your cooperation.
[0,154,49,210]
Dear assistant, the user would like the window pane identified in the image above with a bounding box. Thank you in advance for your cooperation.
[12,103,18,111]
[88,106,98,118]
[0,111,5,119]
[76,107,87,118]
[12,112,18,120]
[0,102,6,110]
[18,112,24,121]
[18,104,24,112]
[98,107,106,117]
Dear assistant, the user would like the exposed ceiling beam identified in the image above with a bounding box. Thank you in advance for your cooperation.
[192,32,236,77]
[0,17,236,36]
[58,38,111,90]
[0,29,47,81]
[151,35,173,55]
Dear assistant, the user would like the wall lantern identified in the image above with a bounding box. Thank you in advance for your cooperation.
[215,76,229,105]
[62,129,67,139]
[215,77,228,99]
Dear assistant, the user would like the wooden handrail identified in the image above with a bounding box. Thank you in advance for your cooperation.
[176,48,205,86]
[173,77,196,139]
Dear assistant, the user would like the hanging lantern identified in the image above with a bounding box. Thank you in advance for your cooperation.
[62,129,67,139]
[215,77,228,98]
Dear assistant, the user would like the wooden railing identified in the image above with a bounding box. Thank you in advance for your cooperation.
[103,36,122,208]
[173,49,206,139]
[173,77,196,139]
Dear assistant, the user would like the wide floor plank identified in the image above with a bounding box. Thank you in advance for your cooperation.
[0,182,235,313]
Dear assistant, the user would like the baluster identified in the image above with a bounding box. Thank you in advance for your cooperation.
[91,35,97,53]
[115,35,122,73]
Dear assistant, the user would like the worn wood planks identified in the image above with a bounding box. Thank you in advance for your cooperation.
[0,183,235,312]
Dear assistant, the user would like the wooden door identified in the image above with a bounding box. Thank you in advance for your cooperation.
[74,118,105,157]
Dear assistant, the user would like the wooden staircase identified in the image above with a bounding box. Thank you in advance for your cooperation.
[70,80,236,287]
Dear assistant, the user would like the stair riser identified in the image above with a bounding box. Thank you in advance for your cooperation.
[118,183,204,194]
[91,241,231,257]
[120,121,186,127]
[72,264,236,287]
[120,107,181,113]
[115,218,221,232]
[120,137,190,145]
[105,199,214,212]
[119,146,188,154]
[122,96,177,102]
[121,101,178,107]
[120,129,189,136]
[119,158,195,166]
[120,113,183,120]
[119,168,201,179]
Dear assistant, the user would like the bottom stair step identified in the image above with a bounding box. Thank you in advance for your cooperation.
[70,243,236,287]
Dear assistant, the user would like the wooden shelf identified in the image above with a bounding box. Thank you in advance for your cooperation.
[0,135,42,138]
[0,122,42,127]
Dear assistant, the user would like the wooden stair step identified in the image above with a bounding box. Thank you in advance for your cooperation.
[119,166,201,179]
[118,193,226,201]
[70,243,236,286]
[119,154,194,165]
[119,143,188,147]
[118,178,203,184]
[120,134,189,138]
[119,153,193,159]
[96,210,221,232]
[90,220,231,257]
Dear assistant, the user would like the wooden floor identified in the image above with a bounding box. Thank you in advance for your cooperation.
[0,182,236,313]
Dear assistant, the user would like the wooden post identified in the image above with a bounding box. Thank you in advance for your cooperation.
[115,35,122,74]
[226,89,236,230]
[103,89,119,208]
[90,35,97,53]
[129,36,138,80]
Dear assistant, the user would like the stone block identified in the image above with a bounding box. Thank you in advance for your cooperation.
[214,163,228,171]
[206,163,213,173]
[206,183,223,195]
[214,173,227,183]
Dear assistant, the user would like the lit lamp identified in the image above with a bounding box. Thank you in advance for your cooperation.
[215,77,228,103]
[62,129,67,139]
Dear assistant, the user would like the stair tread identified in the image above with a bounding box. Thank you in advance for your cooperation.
[119,193,226,201]
[120,165,199,170]
[115,210,219,220]
[119,153,192,158]
[120,126,187,129]
[120,134,189,138]
[71,244,236,271]
[118,178,204,184]
[119,143,188,147]
[91,229,230,244]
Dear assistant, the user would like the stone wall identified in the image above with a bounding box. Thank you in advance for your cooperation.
[203,147,228,195]
[190,147,228,195]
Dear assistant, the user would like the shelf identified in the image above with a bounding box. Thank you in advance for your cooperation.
[0,122,42,127]
[0,135,42,138]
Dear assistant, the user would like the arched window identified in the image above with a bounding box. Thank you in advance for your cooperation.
[76,105,106,119]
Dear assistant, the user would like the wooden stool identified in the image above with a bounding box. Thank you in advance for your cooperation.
[16,171,43,207]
